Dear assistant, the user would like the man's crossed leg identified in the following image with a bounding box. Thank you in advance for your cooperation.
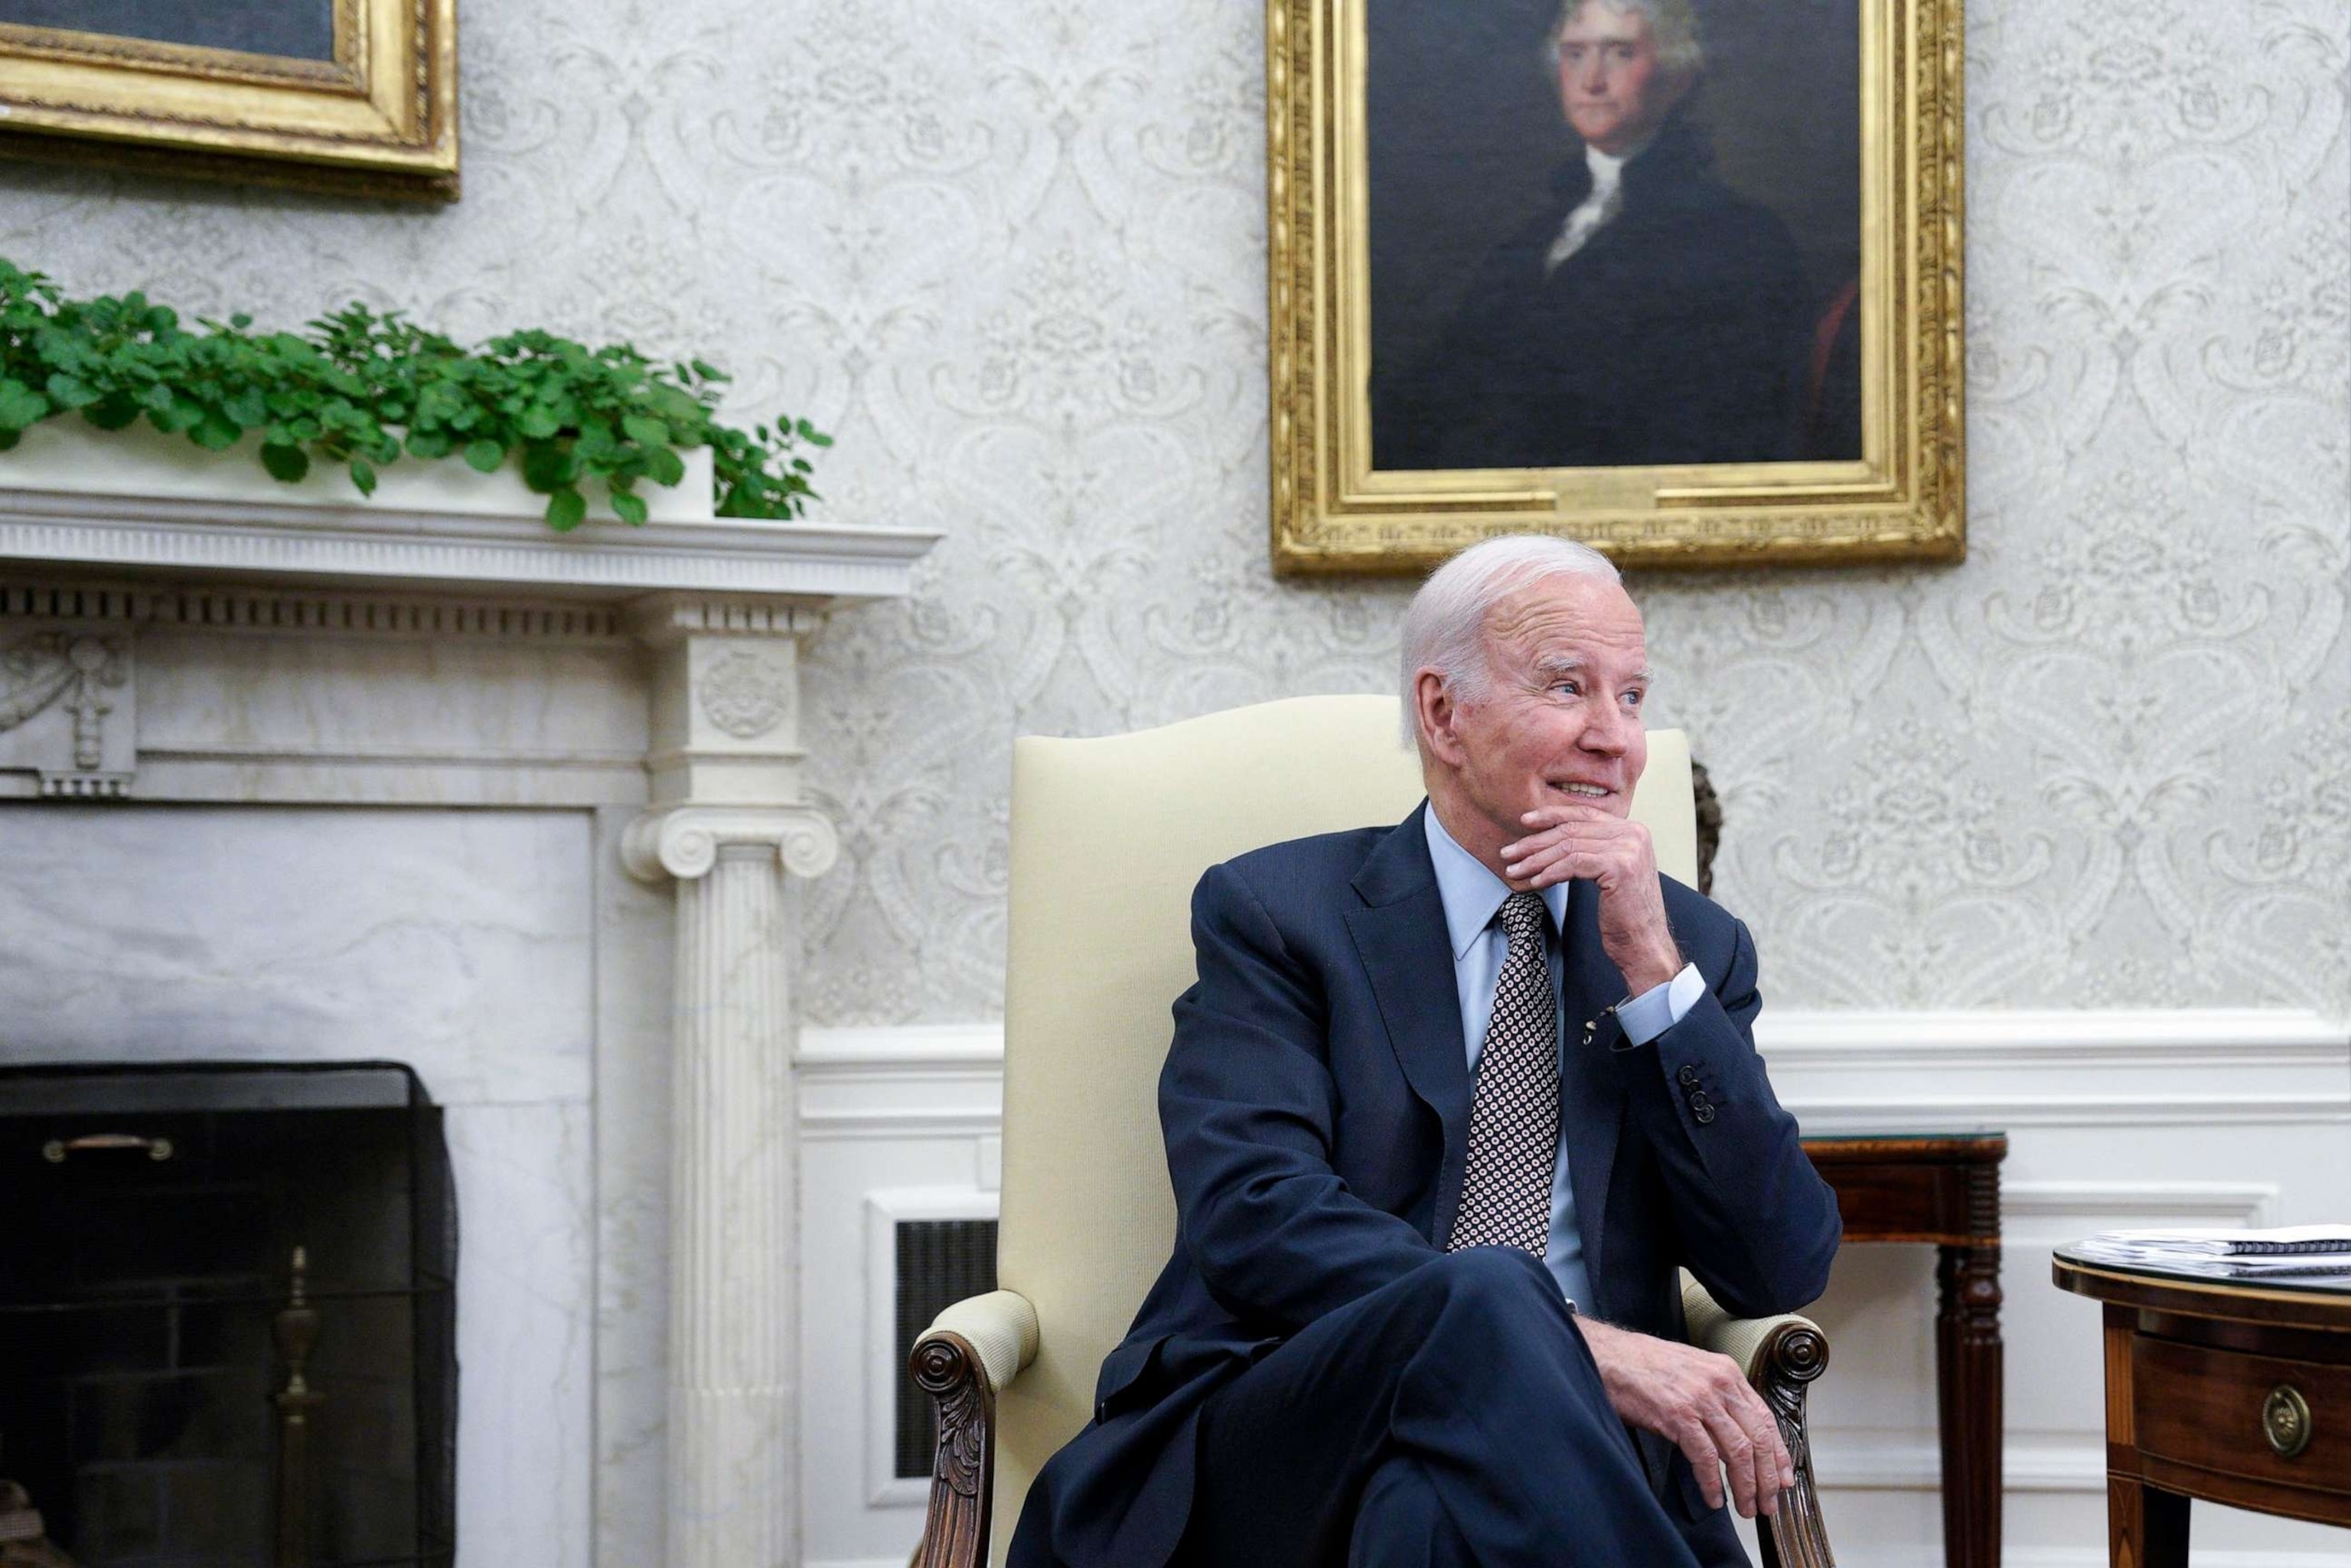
[1177,1247,1707,1568]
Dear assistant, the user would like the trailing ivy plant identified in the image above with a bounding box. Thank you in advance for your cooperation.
[0,259,830,530]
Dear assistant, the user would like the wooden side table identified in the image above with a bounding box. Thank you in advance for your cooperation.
[2052,1255,2351,1566]
[1805,1132,2008,1568]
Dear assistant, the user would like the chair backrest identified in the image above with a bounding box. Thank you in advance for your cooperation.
[989,694,1694,1561]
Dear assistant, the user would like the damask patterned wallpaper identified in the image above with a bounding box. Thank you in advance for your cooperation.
[0,0,2343,1022]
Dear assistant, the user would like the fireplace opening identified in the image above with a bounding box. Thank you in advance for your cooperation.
[0,1063,457,1567]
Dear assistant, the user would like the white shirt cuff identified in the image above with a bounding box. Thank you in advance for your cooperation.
[1616,962,1704,1047]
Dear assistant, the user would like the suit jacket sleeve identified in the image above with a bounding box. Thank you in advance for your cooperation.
[1158,860,1443,1332]
[1603,912,1841,1318]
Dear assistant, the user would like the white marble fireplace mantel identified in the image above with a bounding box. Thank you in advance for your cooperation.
[0,477,942,1568]
[0,474,941,603]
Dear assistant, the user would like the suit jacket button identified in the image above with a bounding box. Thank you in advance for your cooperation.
[1677,1065,1701,1088]
[1693,1101,1717,1126]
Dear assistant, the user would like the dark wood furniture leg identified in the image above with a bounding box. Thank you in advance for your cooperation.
[1771,1136,2015,1567]
[2106,1478,2190,1568]
[1935,1237,2003,1568]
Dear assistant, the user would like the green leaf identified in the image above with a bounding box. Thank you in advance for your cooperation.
[405,428,453,460]
[0,379,48,431]
[349,456,377,496]
[230,312,253,329]
[190,409,242,451]
[573,425,620,464]
[463,438,505,473]
[44,372,99,409]
[647,446,686,487]
[157,393,206,435]
[518,406,561,440]
[520,442,579,493]
[83,395,139,432]
[0,428,18,451]
[610,490,648,526]
[622,413,669,447]
[544,487,587,531]
[259,442,310,483]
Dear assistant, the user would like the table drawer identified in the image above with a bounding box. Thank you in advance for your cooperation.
[2134,1336,2351,1494]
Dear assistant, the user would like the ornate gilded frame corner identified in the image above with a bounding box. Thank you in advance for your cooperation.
[0,0,458,201]
[1267,0,1965,574]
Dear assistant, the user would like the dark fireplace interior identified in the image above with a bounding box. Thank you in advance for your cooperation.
[0,1064,456,1568]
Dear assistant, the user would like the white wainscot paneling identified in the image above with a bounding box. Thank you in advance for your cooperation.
[798,1011,2351,1568]
[799,1027,1003,1568]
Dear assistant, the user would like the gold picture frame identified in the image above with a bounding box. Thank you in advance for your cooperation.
[0,0,457,201]
[1267,0,1963,573]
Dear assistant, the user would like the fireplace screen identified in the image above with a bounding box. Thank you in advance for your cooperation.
[0,1062,457,1567]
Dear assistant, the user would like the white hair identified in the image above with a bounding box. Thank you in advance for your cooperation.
[1550,0,1706,77]
[1399,534,1623,746]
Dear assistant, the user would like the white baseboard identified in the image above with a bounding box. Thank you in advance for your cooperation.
[1814,1437,2105,1493]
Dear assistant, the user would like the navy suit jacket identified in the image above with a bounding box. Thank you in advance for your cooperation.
[1010,804,1841,1568]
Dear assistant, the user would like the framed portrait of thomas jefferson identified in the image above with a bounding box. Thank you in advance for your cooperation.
[1267,0,1963,572]
[0,0,456,200]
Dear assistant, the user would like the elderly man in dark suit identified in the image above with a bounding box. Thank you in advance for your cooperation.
[1007,535,1840,1568]
[1378,0,1810,471]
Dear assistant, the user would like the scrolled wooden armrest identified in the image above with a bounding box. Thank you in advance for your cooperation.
[914,1289,1040,1397]
[908,1291,1039,1568]
[1680,1275,1836,1568]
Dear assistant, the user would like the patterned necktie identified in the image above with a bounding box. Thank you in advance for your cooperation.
[1447,891,1560,1256]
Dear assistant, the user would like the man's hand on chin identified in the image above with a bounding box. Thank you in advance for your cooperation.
[1498,804,1682,993]
[1575,1315,1794,1520]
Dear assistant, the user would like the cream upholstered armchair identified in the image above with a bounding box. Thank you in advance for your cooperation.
[908,696,1834,1568]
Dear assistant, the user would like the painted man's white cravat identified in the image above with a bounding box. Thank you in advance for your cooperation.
[1545,144,1630,275]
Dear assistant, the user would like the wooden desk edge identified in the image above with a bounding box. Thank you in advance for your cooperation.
[2053,1257,2351,1332]
[1805,1135,2010,1164]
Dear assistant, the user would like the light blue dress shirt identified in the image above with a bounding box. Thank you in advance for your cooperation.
[1423,807,1702,1311]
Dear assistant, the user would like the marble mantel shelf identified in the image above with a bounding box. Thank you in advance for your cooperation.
[0,482,941,602]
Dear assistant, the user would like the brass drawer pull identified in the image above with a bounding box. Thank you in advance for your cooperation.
[2262,1385,2312,1459]
[41,1133,174,1163]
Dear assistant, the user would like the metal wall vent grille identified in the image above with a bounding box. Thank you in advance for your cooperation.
[893,1219,998,1480]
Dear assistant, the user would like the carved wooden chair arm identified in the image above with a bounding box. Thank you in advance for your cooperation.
[908,1290,1038,1568]
[1681,1275,1835,1568]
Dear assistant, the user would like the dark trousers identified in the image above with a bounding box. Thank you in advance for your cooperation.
[1175,1247,1703,1568]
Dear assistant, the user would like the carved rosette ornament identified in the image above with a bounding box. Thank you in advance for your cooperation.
[695,647,793,740]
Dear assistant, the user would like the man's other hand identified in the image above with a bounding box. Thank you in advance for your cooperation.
[1576,1315,1794,1518]
[1499,806,1681,993]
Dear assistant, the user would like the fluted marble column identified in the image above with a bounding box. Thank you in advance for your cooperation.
[623,595,840,1568]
